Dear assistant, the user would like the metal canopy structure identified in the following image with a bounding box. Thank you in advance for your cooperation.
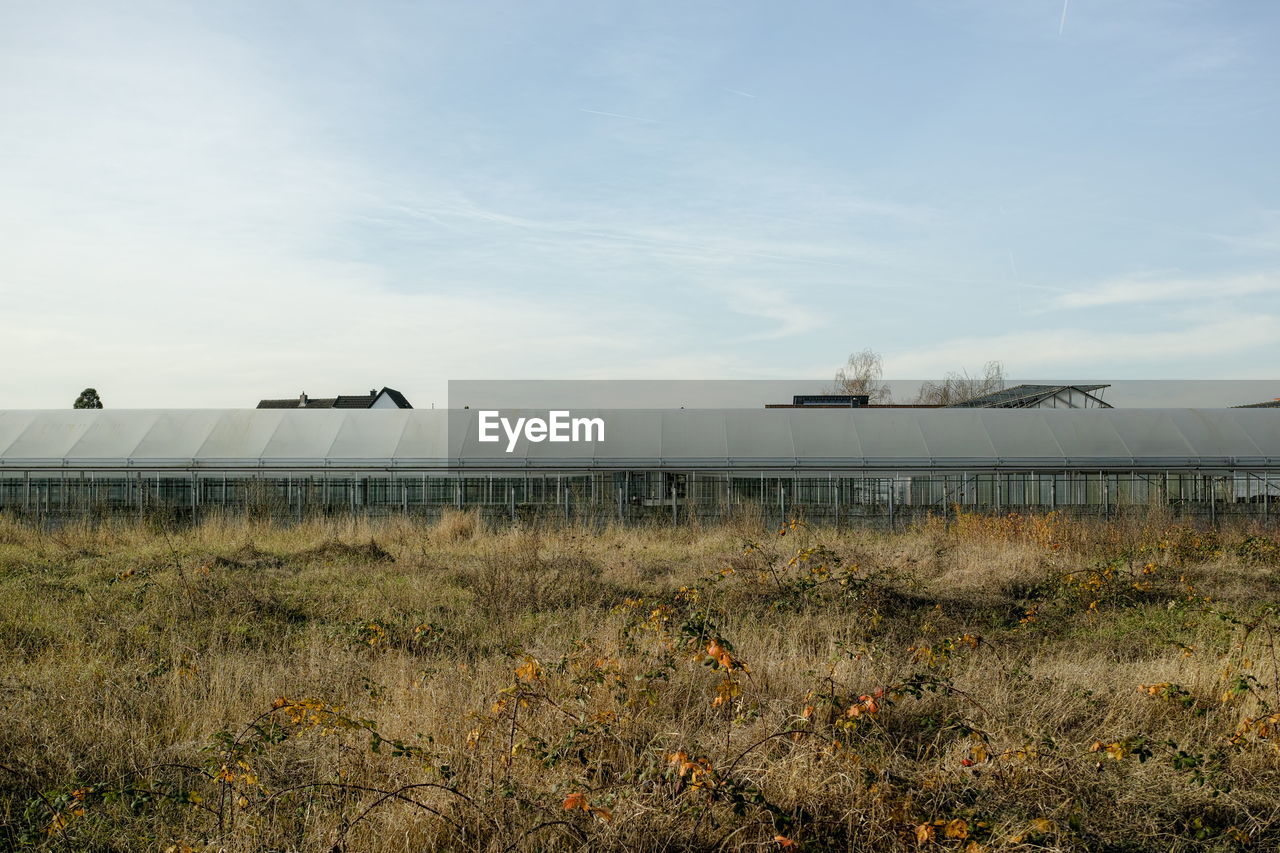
[0,408,1276,472]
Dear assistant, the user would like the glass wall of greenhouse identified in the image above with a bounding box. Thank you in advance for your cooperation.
[0,408,1276,526]
[2,468,1277,527]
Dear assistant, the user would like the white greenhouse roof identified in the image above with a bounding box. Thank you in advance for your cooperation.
[0,408,1276,471]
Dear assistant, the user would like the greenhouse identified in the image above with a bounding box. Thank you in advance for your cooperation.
[0,408,1276,525]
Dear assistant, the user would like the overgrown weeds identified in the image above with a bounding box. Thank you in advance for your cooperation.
[0,514,1278,850]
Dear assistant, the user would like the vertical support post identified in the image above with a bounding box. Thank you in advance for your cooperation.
[1210,473,1216,527]
[691,471,696,525]
[888,476,895,532]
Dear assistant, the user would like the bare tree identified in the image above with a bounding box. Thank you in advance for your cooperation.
[914,361,1005,406]
[831,349,893,403]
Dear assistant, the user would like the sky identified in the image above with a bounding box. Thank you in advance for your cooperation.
[2,0,1279,408]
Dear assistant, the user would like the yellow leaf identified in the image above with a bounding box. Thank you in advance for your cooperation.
[944,818,969,839]
[915,823,935,843]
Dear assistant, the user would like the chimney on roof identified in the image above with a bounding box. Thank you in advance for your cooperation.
[299,392,308,408]
[370,388,376,396]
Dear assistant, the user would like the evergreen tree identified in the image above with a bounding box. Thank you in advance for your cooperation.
[73,388,103,409]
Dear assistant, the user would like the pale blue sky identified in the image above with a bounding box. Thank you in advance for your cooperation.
[2,0,1278,407]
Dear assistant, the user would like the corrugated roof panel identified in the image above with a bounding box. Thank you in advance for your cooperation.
[848,411,931,462]
[259,411,348,461]
[725,412,794,464]
[1232,411,1280,463]
[194,410,285,460]
[322,413,406,462]
[789,411,862,461]
[595,410,662,462]
[979,411,1065,461]
[1106,410,1194,460]
[1041,414,1130,461]
[914,411,998,463]
[131,411,226,460]
[659,410,729,462]
[1165,410,1262,460]
[0,412,41,458]
[394,411,449,461]
[522,411,603,463]
[1,412,95,460]
[65,412,157,460]
[0,408,1276,470]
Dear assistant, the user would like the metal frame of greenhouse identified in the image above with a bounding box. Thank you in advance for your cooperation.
[0,408,1277,526]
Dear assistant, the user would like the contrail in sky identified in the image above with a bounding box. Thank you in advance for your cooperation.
[1059,0,1069,35]
[579,108,661,123]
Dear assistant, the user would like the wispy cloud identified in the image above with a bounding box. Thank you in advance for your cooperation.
[1054,273,1280,308]
[889,314,1280,377]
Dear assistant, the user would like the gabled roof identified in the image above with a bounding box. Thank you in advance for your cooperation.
[258,397,338,409]
[947,384,1112,409]
[332,394,378,408]
[256,387,412,409]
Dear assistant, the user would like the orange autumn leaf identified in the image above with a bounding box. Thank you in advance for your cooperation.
[774,835,797,848]
[515,657,542,682]
[706,639,734,670]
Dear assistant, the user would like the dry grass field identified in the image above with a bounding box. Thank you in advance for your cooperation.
[1,509,1279,851]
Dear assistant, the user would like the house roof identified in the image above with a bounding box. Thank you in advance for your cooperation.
[256,387,412,409]
[257,397,338,409]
